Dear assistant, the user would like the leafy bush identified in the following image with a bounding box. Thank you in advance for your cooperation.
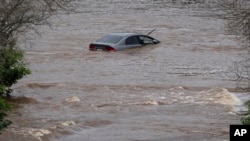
[241,115,250,125]
[241,100,250,125]
[0,44,31,98]
[0,42,31,132]
[0,97,11,133]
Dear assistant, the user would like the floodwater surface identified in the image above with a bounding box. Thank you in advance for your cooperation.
[1,0,249,141]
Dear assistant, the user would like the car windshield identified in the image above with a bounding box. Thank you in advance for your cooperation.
[97,35,123,44]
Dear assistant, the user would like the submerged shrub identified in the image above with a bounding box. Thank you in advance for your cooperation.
[0,45,31,98]
[0,97,11,133]
[241,100,250,125]
[0,42,30,132]
[241,115,250,125]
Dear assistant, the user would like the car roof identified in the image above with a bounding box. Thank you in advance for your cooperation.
[108,32,139,37]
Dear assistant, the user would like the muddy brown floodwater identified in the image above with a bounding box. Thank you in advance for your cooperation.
[1,0,250,141]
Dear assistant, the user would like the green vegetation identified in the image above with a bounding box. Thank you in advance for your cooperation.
[0,97,11,133]
[0,44,31,98]
[0,39,31,133]
[241,100,250,125]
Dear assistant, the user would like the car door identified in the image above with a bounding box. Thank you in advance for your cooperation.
[139,35,159,44]
[124,36,142,49]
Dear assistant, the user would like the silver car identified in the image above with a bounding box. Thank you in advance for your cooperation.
[89,32,160,51]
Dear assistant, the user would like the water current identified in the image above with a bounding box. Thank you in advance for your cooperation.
[1,0,249,141]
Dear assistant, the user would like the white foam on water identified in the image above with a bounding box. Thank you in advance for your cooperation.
[214,88,241,106]
[64,96,81,103]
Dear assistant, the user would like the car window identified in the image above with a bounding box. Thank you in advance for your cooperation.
[125,36,140,45]
[97,35,123,44]
[139,36,155,44]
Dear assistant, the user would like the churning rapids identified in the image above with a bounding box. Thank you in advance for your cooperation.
[1,0,250,141]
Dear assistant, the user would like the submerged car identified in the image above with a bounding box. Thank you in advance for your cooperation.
[89,32,160,51]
